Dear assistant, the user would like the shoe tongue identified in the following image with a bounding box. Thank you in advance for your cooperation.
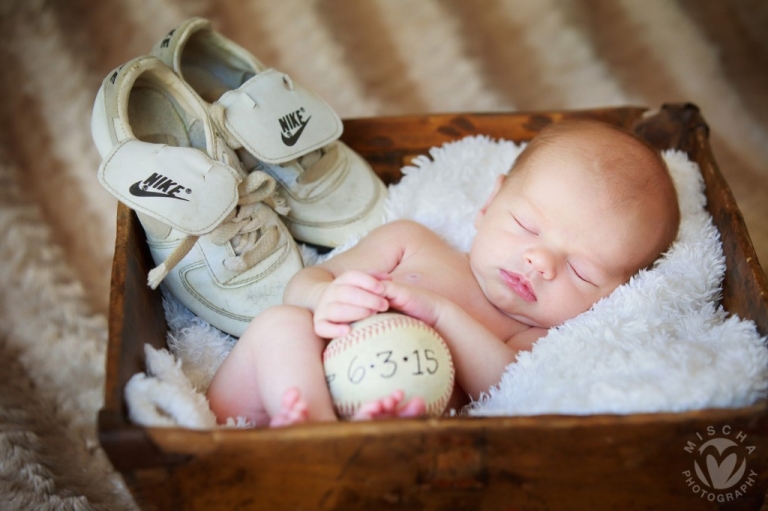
[217,69,343,164]
[98,139,241,235]
[298,150,322,169]
[141,133,184,146]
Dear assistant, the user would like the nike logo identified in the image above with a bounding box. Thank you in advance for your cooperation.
[279,108,311,147]
[160,28,176,49]
[129,172,190,201]
[109,65,124,85]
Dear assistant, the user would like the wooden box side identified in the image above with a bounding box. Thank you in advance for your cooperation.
[100,203,185,468]
[698,135,768,336]
[633,103,768,336]
[341,107,647,185]
[134,407,768,510]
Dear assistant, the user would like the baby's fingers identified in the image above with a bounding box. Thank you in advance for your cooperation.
[380,280,414,309]
[315,303,380,329]
[314,319,351,339]
[334,270,387,295]
[329,284,389,313]
[381,281,440,326]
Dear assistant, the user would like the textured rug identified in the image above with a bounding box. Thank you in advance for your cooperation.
[1,1,767,509]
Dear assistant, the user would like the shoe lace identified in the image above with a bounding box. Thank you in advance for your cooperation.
[147,171,289,289]
[208,103,242,151]
[209,171,287,271]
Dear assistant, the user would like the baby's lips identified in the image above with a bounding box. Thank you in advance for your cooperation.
[500,269,537,302]
[521,277,537,301]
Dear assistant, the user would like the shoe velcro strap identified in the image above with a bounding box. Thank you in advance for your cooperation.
[98,139,241,235]
[217,69,342,164]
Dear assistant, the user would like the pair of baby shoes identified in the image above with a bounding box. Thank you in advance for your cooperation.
[91,17,386,337]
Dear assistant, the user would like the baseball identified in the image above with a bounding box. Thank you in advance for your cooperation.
[323,312,455,419]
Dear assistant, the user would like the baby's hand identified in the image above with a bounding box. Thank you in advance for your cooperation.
[314,271,390,338]
[382,280,442,327]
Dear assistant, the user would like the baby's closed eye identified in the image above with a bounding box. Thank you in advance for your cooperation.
[567,262,595,286]
[512,215,537,235]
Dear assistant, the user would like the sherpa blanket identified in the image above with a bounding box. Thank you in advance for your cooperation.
[3,2,768,509]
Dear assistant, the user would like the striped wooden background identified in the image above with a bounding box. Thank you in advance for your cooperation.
[0,1,766,508]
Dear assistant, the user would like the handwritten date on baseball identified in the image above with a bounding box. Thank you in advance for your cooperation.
[326,349,440,385]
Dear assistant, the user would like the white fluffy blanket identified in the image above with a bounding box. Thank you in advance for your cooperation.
[126,136,768,429]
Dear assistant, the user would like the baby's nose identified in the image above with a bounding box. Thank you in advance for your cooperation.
[525,248,556,280]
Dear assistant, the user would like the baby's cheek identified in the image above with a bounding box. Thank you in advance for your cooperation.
[552,287,597,325]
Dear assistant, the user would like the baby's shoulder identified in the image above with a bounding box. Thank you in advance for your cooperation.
[374,219,443,250]
[383,218,432,234]
[370,219,440,244]
[359,220,452,265]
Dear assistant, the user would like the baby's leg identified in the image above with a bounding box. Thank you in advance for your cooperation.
[206,305,337,427]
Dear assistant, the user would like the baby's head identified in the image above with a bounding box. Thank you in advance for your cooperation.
[470,119,680,328]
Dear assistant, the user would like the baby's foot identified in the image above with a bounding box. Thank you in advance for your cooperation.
[352,390,427,421]
[269,387,309,427]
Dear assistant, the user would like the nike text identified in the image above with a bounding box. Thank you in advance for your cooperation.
[129,172,191,201]
[160,29,176,49]
[279,108,311,146]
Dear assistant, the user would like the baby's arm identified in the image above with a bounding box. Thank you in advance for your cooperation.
[283,220,416,338]
[383,281,526,400]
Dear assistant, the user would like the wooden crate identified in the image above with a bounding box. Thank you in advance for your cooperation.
[100,104,768,510]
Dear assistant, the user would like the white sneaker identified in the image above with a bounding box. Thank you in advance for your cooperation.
[151,17,386,248]
[91,55,304,337]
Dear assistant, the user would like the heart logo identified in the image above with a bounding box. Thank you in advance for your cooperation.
[694,438,747,490]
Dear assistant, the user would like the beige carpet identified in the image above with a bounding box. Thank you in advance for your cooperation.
[1,1,767,509]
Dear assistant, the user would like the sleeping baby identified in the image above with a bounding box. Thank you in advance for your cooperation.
[206,119,681,427]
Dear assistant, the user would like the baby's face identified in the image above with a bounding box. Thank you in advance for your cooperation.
[470,142,666,329]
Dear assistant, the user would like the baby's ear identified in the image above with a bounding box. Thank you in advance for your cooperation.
[475,174,505,228]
